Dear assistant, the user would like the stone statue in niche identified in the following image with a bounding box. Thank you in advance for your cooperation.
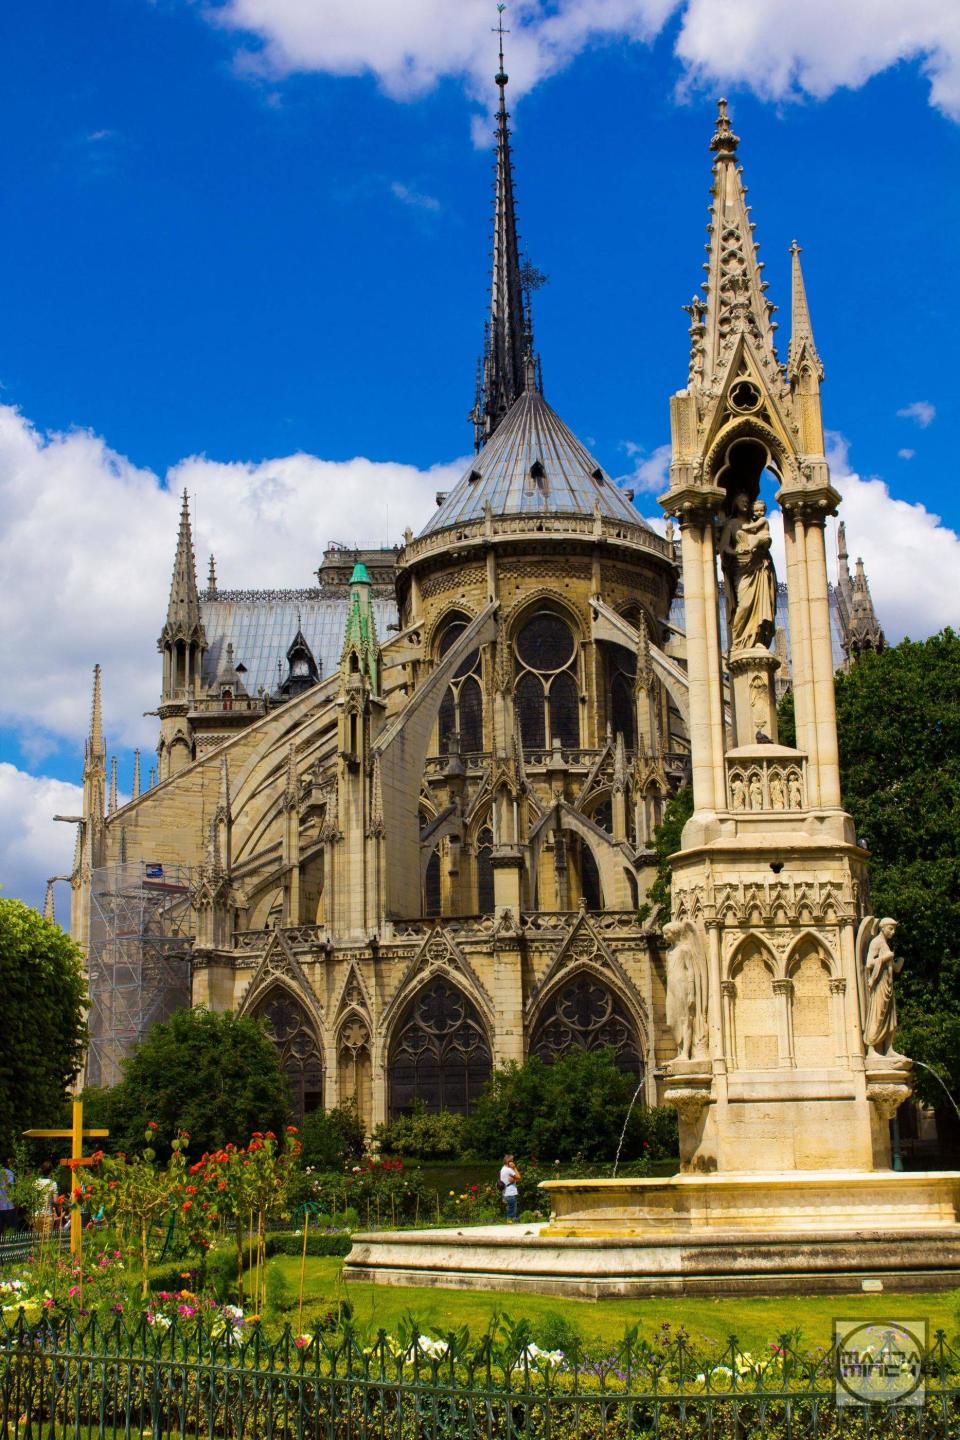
[717,494,778,652]
[663,920,709,1062]
[749,772,763,809]
[858,916,910,1068]
[788,773,803,809]
[769,770,786,810]
[731,776,747,811]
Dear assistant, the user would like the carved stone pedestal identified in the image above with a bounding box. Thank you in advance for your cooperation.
[729,645,780,745]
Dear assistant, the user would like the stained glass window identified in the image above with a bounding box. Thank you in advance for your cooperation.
[476,825,494,913]
[514,613,579,748]
[530,975,642,1079]
[253,987,324,1120]
[388,978,492,1116]
[436,618,484,752]
[608,641,637,748]
[423,849,441,917]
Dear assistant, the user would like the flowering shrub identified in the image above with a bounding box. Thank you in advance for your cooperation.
[85,1126,189,1296]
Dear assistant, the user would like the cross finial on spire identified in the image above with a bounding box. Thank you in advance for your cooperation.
[470,4,542,451]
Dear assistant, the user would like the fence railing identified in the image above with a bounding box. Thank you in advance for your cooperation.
[1,1312,959,1439]
[0,1229,68,1268]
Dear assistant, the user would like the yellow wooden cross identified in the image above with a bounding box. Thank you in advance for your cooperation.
[24,1098,109,1257]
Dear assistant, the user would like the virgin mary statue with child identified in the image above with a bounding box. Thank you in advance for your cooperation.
[717,492,778,653]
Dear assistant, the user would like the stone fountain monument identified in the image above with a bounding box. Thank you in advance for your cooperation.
[346,103,960,1296]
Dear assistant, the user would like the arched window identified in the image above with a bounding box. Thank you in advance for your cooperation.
[253,987,324,1121]
[338,1015,372,1131]
[436,618,483,753]
[423,848,441,917]
[475,825,494,913]
[578,840,603,911]
[514,612,579,748]
[530,974,642,1079]
[608,641,636,748]
[388,977,492,1116]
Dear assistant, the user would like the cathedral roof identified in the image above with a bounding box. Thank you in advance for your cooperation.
[420,384,653,537]
[199,593,398,698]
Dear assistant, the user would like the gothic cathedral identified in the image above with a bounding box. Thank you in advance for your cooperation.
[69,69,883,1132]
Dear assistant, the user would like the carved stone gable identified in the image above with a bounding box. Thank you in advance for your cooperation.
[237,929,323,1025]
[383,923,494,1028]
[527,909,639,1016]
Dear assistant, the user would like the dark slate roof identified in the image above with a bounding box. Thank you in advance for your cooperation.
[200,593,398,697]
[420,388,654,537]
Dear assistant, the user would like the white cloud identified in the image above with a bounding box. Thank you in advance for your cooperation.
[618,440,672,495]
[390,180,441,212]
[826,433,960,642]
[0,764,82,913]
[897,400,936,428]
[675,0,960,119]
[200,0,960,121]
[898,447,916,460]
[0,404,462,756]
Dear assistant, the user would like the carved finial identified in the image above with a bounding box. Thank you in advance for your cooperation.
[132,749,141,799]
[88,664,104,760]
[148,766,157,789]
[787,239,823,381]
[207,554,217,596]
[108,755,118,815]
[283,743,299,811]
[43,879,56,923]
[710,98,740,157]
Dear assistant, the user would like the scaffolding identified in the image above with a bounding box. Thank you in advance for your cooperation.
[86,861,194,1088]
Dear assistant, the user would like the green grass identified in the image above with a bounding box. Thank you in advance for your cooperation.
[271,1255,960,1353]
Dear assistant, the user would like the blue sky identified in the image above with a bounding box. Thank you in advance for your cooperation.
[1,0,959,909]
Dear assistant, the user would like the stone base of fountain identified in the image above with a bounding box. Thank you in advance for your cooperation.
[344,1171,960,1298]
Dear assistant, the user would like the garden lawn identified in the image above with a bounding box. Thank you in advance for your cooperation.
[275,1256,960,1352]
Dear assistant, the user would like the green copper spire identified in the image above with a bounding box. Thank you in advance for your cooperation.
[341,566,380,693]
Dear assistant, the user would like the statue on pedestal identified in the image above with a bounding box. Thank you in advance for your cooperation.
[858,916,910,1068]
[663,920,709,1062]
[718,494,778,652]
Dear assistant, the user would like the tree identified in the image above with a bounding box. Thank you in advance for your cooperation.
[463,1048,675,1163]
[647,785,693,918]
[0,899,87,1155]
[779,632,960,1116]
[299,1100,365,1170]
[94,1008,292,1160]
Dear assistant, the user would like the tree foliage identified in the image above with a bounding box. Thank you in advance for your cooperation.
[298,1100,366,1171]
[647,785,693,918]
[778,631,960,1109]
[90,1008,292,1161]
[462,1047,677,1163]
[0,899,87,1155]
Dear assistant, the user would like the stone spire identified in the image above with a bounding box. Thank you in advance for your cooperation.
[207,554,217,597]
[471,14,540,451]
[43,879,56,923]
[83,664,106,823]
[108,755,118,815]
[283,743,299,812]
[787,241,823,382]
[696,99,780,390]
[159,490,206,652]
[835,522,885,663]
[132,749,141,799]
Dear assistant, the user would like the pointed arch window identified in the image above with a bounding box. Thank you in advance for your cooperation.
[530,974,642,1079]
[607,639,637,748]
[475,824,495,914]
[253,987,324,1121]
[388,977,492,1116]
[423,848,441,917]
[514,612,579,749]
[435,617,483,753]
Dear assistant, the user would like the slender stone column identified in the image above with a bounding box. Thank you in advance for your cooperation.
[678,517,719,813]
[774,978,795,1066]
[781,507,819,800]
[804,515,842,808]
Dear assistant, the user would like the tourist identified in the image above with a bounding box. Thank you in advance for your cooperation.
[35,1160,58,1234]
[499,1154,520,1222]
[0,1159,15,1235]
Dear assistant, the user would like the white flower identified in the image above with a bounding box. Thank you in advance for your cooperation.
[518,1344,564,1369]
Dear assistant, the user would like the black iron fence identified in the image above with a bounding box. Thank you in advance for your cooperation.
[2,1312,960,1438]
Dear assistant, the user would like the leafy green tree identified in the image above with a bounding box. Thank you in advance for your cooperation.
[94,1007,291,1160]
[298,1099,365,1170]
[647,785,693,917]
[463,1047,675,1163]
[778,631,960,1120]
[0,899,87,1155]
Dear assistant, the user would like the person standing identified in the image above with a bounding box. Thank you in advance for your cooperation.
[0,1160,15,1235]
[35,1160,58,1235]
[499,1154,520,1222]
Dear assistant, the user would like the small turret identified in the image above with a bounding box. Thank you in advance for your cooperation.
[340,563,381,694]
